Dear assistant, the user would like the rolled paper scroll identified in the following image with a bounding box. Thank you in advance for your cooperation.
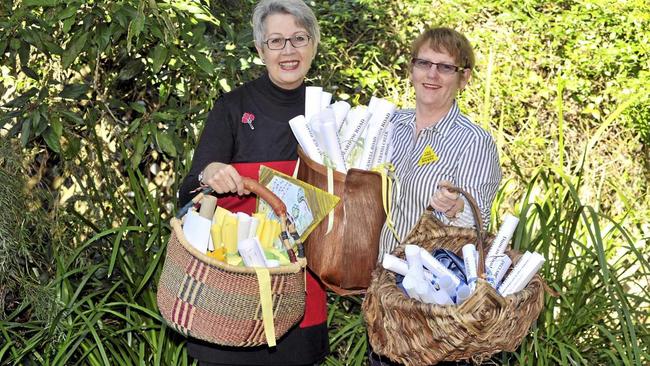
[420,247,461,289]
[236,212,251,244]
[462,244,479,292]
[401,272,421,301]
[288,115,323,164]
[356,97,395,170]
[499,252,545,296]
[331,101,351,130]
[305,86,322,123]
[339,106,371,159]
[486,214,519,268]
[238,237,268,268]
[320,91,332,110]
[405,245,425,282]
[455,284,471,305]
[182,210,211,253]
[486,254,512,288]
[382,254,434,283]
[437,274,457,299]
[497,251,532,295]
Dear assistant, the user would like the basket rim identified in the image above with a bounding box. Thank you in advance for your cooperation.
[170,217,306,274]
[297,147,381,180]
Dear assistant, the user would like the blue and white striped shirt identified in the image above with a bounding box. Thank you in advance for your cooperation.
[378,101,502,258]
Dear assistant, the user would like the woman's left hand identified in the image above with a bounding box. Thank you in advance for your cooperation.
[429,181,464,218]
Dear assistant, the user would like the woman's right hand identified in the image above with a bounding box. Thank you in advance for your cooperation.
[200,162,250,195]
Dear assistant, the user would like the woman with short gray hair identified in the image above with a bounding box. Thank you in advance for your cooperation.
[178,0,328,365]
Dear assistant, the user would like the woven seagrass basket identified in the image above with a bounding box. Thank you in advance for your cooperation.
[363,188,546,365]
[157,178,307,347]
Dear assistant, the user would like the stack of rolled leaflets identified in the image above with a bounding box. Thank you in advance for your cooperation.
[182,195,292,269]
[289,86,396,173]
[382,214,546,305]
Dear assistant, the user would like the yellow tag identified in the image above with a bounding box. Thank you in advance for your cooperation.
[418,145,439,166]
[254,268,276,347]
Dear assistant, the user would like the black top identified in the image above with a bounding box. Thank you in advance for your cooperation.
[178,73,328,365]
[179,73,305,207]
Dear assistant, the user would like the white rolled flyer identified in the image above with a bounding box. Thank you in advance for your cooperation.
[182,211,211,253]
[356,97,395,170]
[486,214,519,268]
[462,244,478,292]
[305,86,322,123]
[499,252,545,296]
[331,101,351,130]
[313,108,346,172]
[419,248,461,289]
[382,254,434,283]
[288,115,323,164]
[339,106,371,159]
[497,251,532,295]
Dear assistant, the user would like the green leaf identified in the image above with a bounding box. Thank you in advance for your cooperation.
[23,0,59,6]
[62,33,88,68]
[20,119,31,146]
[118,59,144,80]
[59,83,89,99]
[155,130,177,157]
[4,88,38,108]
[51,115,63,136]
[21,66,39,81]
[192,52,214,75]
[127,13,145,52]
[95,24,112,50]
[30,110,42,132]
[64,135,81,160]
[57,4,78,20]
[59,110,84,125]
[150,44,167,73]
[18,41,30,67]
[43,127,62,153]
[130,101,146,114]
[131,134,146,169]
[152,111,174,121]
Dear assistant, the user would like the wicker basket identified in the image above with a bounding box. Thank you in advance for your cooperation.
[362,188,545,365]
[157,178,307,347]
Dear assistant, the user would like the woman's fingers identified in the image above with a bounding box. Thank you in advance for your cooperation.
[203,163,245,195]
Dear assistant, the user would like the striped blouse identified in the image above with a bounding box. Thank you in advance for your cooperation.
[378,101,502,258]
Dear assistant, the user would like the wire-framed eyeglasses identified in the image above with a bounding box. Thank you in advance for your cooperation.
[411,58,467,75]
[263,34,312,50]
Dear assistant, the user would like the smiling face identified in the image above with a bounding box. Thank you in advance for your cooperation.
[256,13,316,90]
[411,45,470,113]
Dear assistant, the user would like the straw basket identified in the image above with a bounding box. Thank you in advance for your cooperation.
[157,178,307,347]
[363,188,545,365]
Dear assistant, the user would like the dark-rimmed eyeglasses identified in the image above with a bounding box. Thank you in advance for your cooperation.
[411,58,467,75]
[263,34,312,50]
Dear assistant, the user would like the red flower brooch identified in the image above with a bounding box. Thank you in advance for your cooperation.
[241,112,255,130]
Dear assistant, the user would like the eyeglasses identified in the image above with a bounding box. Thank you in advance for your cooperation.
[263,34,312,50]
[411,58,466,75]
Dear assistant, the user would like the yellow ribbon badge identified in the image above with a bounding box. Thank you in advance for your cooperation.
[418,145,439,166]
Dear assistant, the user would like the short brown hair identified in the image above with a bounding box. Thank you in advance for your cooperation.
[410,27,475,70]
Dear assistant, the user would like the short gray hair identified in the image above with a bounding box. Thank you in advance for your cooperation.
[252,0,320,49]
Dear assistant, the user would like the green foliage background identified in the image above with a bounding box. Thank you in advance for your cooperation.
[0,0,648,364]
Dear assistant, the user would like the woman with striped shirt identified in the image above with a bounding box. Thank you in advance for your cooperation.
[377,27,502,262]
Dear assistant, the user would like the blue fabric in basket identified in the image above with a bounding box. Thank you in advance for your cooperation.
[396,249,467,290]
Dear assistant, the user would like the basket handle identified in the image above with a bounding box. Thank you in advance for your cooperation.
[430,185,486,277]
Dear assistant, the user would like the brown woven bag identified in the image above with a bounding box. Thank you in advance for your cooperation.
[157,178,307,347]
[296,148,385,296]
[363,188,546,365]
